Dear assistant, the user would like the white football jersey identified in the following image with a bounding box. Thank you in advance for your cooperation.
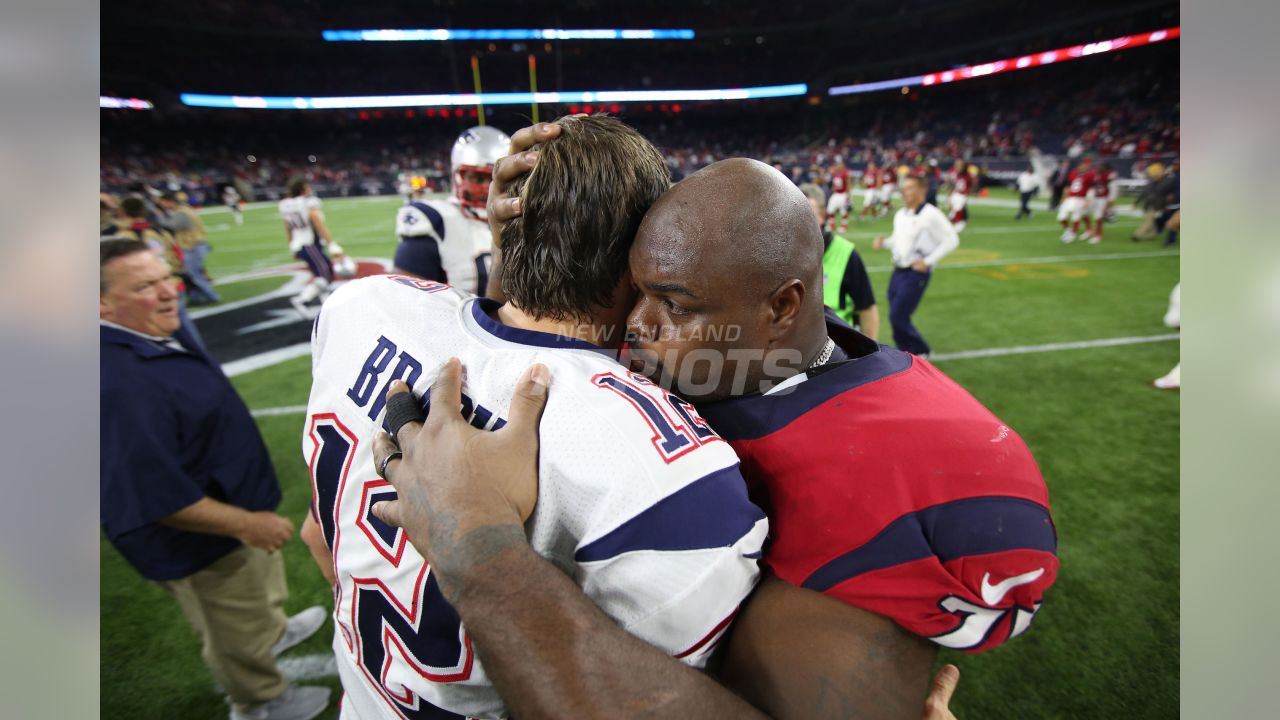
[280,195,323,252]
[305,275,767,720]
[395,199,492,296]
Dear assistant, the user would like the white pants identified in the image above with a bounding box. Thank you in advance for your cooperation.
[1087,196,1108,220]
[881,183,897,201]
[948,192,967,213]
[827,192,850,215]
[863,189,879,207]
[1057,197,1086,223]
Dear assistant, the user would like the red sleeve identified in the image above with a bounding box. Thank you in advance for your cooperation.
[811,498,1058,653]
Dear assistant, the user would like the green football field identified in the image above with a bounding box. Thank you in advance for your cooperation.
[101,189,1180,719]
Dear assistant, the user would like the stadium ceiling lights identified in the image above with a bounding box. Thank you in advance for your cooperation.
[828,26,1181,96]
[179,84,807,110]
[100,96,154,110]
[321,28,695,41]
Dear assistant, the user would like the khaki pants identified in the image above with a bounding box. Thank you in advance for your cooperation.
[157,545,289,710]
[1133,209,1160,239]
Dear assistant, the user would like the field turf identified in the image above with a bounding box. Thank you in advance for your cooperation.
[101,189,1179,718]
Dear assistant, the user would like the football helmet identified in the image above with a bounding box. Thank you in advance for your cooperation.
[450,126,510,213]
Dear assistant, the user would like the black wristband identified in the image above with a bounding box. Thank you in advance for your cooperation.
[386,391,426,443]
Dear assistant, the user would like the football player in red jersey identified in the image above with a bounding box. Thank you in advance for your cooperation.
[1057,156,1096,243]
[879,163,899,216]
[826,158,853,231]
[1088,161,1117,244]
[373,127,1054,720]
[947,160,973,232]
[860,161,881,219]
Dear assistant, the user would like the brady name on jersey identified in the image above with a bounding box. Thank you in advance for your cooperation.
[305,276,767,719]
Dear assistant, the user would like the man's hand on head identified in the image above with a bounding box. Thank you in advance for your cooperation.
[370,358,549,603]
[486,122,564,240]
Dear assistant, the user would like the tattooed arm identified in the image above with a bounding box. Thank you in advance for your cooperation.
[370,361,769,719]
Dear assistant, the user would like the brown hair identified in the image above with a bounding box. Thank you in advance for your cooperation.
[100,237,152,291]
[498,115,670,321]
[287,178,308,197]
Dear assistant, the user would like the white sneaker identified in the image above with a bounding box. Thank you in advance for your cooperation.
[1153,364,1180,390]
[1087,234,1102,244]
[1060,230,1076,244]
[272,606,327,657]
[230,685,330,720]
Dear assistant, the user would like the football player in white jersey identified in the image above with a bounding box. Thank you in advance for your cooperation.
[279,178,340,315]
[301,115,766,719]
[223,184,244,225]
[392,126,510,297]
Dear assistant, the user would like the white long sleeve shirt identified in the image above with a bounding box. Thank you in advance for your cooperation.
[1017,171,1040,193]
[884,202,960,269]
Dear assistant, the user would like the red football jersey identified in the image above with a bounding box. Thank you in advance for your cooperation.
[1094,169,1115,198]
[881,168,897,186]
[952,172,973,195]
[698,323,1058,653]
[1066,169,1095,198]
[863,170,880,189]
[830,169,849,194]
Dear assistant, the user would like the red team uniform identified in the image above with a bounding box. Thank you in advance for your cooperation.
[948,170,973,229]
[1090,166,1116,241]
[830,168,850,195]
[880,167,898,214]
[860,168,881,218]
[699,319,1057,652]
[1058,165,1096,242]
[826,167,852,229]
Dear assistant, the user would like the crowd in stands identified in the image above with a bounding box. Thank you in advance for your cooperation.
[103,54,1177,202]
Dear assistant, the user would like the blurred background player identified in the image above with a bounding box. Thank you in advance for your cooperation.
[801,183,880,339]
[392,125,510,296]
[223,184,243,226]
[1058,156,1096,243]
[879,161,898,216]
[158,191,220,306]
[860,160,881,219]
[1085,161,1117,243]
[946,159,973,232]
[279,178,338,315]
[1015,163,1041,220]
[825,157,852,231]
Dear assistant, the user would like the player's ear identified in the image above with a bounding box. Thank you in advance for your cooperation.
[767,278,805,339]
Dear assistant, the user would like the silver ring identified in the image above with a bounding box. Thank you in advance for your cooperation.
[378,451,403,479]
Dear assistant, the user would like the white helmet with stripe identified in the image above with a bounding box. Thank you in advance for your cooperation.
[450,126,511,214]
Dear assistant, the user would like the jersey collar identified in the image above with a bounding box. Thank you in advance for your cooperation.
[466,298,610,353]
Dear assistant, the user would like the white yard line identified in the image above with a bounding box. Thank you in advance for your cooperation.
[250,405,309,418]
[223,343,313,377]
[929,333,1179,362]
[864,249,1178,273]
[190,280,306,318]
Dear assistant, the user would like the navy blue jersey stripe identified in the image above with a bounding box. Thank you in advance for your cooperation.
[575,464,765,563]
[407,201,446,240]
[802,496,1057,592]
[696,321,909,442]
[470,298,607,352]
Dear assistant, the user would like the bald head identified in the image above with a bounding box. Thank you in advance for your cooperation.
[639,158,825,296]
[627,158,833,402]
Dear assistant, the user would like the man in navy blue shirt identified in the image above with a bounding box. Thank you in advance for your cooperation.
[99,238,330,720]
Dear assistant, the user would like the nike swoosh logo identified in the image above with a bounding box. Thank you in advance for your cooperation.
[980,568,1045,606]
